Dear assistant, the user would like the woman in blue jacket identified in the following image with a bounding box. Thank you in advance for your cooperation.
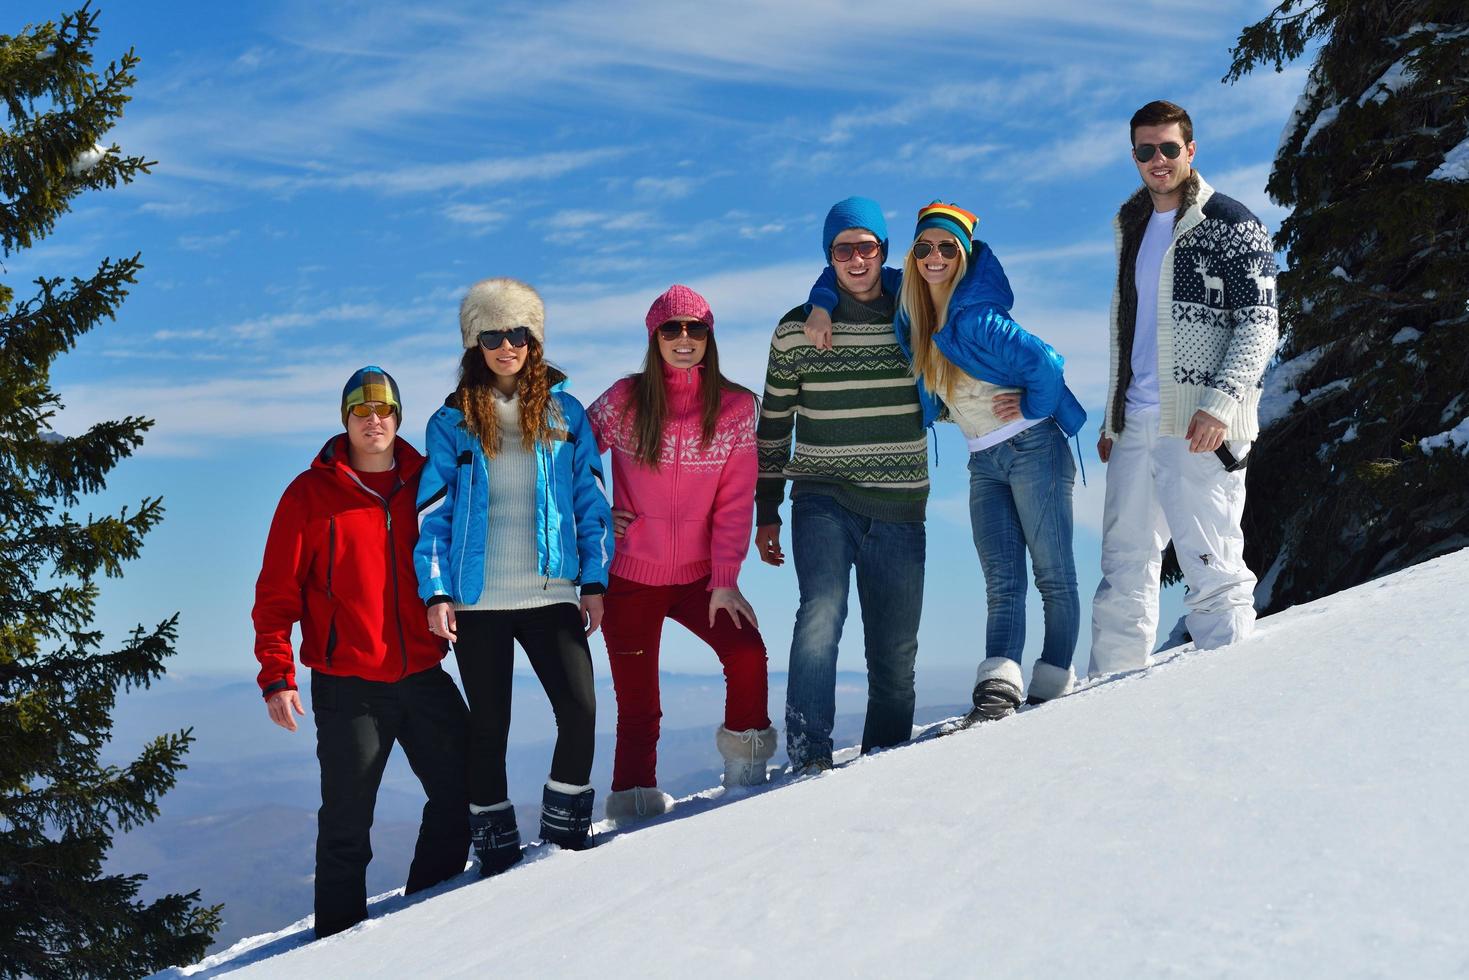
[416,277,612,871]
[806,202,1084,721]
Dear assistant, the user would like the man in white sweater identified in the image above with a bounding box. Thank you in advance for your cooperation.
[1090,100,1280,676]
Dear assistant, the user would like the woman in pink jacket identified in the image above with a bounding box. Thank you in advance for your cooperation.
[588,285,775,822]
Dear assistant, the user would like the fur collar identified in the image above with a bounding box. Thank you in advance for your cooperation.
[1117,170,1202,230]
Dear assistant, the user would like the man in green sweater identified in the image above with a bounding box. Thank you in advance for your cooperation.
[755,196,929,774]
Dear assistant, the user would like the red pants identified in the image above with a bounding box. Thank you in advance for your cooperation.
[601,574,771,791]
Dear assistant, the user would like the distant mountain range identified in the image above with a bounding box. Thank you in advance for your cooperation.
[107,668,973,952]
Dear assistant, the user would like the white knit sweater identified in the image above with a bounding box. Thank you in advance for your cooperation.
[456,391,578,612]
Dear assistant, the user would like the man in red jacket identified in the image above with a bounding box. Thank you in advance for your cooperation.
[253,366,470,939]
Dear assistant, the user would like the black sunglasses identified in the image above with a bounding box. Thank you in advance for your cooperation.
[1133,141,1185,163]
[657,320,711,341]
[478,327,530,350]
[830,240,882,262]
[912,240,961,260]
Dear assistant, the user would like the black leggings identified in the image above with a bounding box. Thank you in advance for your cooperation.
[453,603,597,806]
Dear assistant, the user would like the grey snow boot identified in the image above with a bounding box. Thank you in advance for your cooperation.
[469,803,523,878]
[604,786,672,823]
[539,780,596,851]
[716,725,778,788]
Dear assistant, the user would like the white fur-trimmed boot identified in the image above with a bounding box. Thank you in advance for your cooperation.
[604,786,673,823]
[715,725,777,788]
[1026,662,1076,705]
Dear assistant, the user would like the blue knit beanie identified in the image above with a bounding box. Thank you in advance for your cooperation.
[822,196,889,263]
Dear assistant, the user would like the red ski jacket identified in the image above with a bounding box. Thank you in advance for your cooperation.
[253,434,447,697]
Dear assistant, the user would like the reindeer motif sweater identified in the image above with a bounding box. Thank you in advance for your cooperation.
[1103,172,1279,442]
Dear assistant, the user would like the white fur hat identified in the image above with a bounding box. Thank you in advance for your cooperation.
[459,277,545,349]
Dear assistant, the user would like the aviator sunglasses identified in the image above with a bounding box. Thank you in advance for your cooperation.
[348,402,396,419]
[477,326,531,349]
[830,240,882,262]
[912,240,961,260]
[1133,141,1186,163]
[657,320,711,341]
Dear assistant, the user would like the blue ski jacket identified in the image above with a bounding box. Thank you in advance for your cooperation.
[895,243,1088,437]
[414,376,612,605]
[807,247,1086,436]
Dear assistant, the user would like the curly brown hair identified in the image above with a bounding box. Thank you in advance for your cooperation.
[456,338,560,456]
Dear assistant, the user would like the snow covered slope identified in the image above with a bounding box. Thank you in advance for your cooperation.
[163,549,1469,978]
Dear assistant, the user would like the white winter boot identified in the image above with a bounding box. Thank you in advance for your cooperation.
[1026,662,1077,705]
[715,725,777,788]
[604,786,673,823]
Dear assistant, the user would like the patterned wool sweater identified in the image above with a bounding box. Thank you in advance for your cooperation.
[1103,172,1280,442]
[588,365,758,589]
[755,290,928,526]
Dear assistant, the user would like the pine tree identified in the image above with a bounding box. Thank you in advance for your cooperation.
[1225,2,1469,611]
[1,6,221,976]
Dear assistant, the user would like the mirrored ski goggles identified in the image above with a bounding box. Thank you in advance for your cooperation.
[1133,141,1186,163]
[477,327,531,349]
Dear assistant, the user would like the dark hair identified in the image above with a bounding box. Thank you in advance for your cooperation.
[623,331,752,469]
[455,337,557,457]
[1130,100,1193,145]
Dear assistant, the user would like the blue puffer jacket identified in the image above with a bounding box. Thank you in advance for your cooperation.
[414,376,612,605]
[894,243,1087,437]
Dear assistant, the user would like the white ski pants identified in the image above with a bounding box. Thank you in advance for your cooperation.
[1089,409,1257,678]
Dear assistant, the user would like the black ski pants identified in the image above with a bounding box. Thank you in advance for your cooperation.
[311,665,470,938]
[453,603,597,806]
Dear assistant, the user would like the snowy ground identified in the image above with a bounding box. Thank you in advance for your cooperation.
[156,549,1469,979]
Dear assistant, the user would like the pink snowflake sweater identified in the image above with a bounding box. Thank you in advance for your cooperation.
[588,364,758,590]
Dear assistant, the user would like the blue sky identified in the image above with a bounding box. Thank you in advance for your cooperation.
[10,0,1301,680]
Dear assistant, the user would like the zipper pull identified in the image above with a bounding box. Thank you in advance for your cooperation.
[386,510,393,529]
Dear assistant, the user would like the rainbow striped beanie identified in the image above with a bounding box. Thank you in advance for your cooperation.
[914,201,978,254]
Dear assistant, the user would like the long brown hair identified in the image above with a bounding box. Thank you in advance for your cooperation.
[623,331,752,468]
[900,241,969,404]
[456,337,559,457]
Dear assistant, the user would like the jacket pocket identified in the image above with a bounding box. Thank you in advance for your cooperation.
[617,515,668,564]
[674,518,712,565]
[303,588,341,668]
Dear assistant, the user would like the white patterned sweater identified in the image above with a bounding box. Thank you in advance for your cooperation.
[1103,173,1280,442]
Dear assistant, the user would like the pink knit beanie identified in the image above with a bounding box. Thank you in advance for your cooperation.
[644,284,714,337]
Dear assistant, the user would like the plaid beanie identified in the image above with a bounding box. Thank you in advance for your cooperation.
[341,365,402,426]
[644,284,714,337]
[914,201,978,254]
[822,196,889,263]
[459,278,545,349]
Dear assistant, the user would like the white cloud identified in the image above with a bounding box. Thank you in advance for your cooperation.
[441,203,508,231]
[633,176,701,199]
[177,230,239,251]
[326,149,629,195]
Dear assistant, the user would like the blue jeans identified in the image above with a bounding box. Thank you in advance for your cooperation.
[785,492,925,766]
[967,421,1079,673]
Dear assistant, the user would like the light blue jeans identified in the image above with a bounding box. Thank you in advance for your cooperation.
[784,492,925,767]
[967,421,1079,673]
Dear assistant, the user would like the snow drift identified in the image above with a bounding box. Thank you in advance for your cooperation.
[161,549,1469,978]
